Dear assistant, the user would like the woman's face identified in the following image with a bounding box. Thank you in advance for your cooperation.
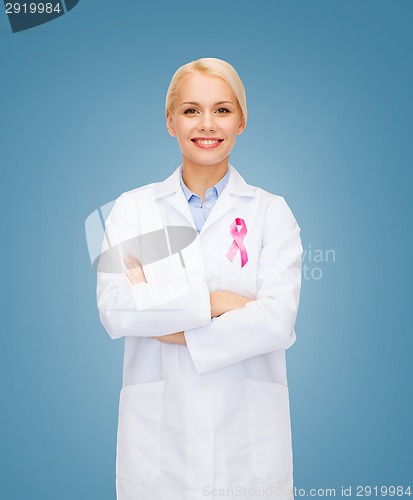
[166,71,245,170]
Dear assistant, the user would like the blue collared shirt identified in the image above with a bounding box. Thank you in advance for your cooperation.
[179,166,230,233]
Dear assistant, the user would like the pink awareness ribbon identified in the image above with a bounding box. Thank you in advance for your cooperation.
[226,218,248,268]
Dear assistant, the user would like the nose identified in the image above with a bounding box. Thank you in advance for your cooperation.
[199,112,216,132]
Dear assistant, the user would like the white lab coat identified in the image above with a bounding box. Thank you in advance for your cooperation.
[96,164,303,500]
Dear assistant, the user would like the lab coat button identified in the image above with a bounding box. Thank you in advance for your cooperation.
[206,203,211,208]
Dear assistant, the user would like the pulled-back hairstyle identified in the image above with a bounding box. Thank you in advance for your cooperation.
[165,57,248,128]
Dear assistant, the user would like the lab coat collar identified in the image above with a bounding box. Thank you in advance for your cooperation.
[152,164,256,235]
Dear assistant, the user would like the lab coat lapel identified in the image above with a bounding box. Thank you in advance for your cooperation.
[198,187,234,235]
[199,164,255,235]
[152,165,195,227]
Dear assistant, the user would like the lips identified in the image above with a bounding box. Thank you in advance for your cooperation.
[191,137,224,149]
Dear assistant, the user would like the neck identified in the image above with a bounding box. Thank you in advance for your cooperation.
[181,158,229,202]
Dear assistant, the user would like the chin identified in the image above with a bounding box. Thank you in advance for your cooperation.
[194,159,228,168]
[183,153,228,167]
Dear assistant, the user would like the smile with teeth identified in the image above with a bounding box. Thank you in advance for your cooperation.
[191,138,224,149]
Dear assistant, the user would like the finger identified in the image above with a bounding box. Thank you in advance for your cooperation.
[130,255,142,267]
[123,252,133,268]
[125,269,134,285]
[126,269,137,282]
[124,252,142,269]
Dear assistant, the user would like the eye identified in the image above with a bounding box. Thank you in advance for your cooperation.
[184,108,198,115]
[217,108,231,115]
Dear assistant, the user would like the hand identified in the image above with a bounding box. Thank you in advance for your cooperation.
[210,291,254,318]
[153,331,186,345]
[123,252,147,285]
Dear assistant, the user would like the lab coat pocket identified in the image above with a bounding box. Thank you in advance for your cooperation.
[116,380,165,483]
[246,377,293,478]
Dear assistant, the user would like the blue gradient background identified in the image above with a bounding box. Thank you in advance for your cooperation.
[1,1,412,498]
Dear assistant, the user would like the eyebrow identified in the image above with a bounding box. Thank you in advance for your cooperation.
[179,101,234,106]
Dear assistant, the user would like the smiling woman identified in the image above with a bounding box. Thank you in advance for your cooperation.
[96,57,303,500]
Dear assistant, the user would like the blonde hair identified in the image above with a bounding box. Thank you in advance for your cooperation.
[165,57,248,128]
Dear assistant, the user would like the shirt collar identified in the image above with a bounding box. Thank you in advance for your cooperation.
[179,166,230,201]
[153,163,256,200]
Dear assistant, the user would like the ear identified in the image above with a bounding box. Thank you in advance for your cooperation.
[166,111,176,137]
[237,113,246,135]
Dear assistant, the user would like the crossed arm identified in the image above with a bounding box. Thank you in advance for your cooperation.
[123,252,253,345]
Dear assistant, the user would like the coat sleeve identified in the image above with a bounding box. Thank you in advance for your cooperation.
[96,192,211,339]
[183,196,303,374]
